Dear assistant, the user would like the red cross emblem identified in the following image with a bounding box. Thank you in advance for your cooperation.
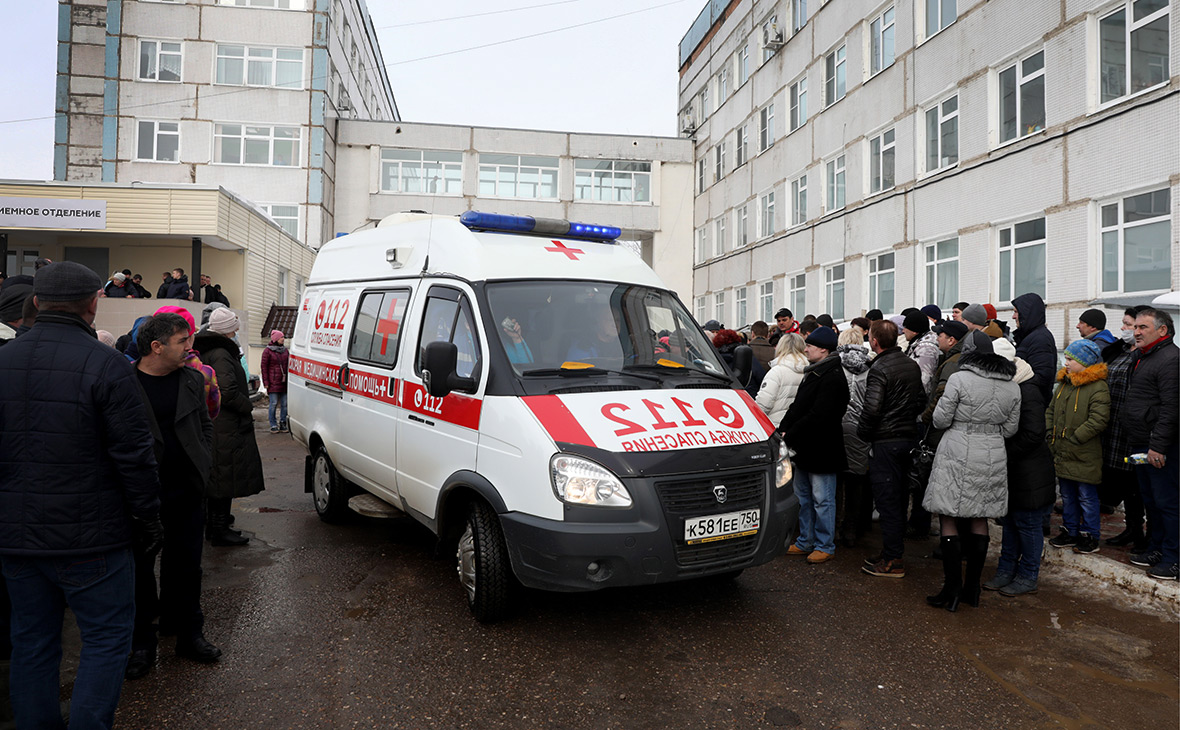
[375,296,401,355]
[545,240,585,261]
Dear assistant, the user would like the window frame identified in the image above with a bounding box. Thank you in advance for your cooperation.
[697,157,707,194]
[825,153,846,213]
[825,44,847,107]
[135,120,180,163]
[347,288,413,369]
[735,286,748,328]
[260,202,301,239]
[1098,187,1172,295]
[869,6,896,78]
[696,296,708,323]
[789,76,808,132]
[759,190,776,239]
[792,0,807,33]
[789,272,806,318]
[791,173,807,227]
[217,0,309,7]
[922,0,957,42]
[997,216,1047,304]
[714,290,727,324]
[924,237,961,310]
[738,204,750,247]
[213,122,302,167]
[759,280,775,322]
[737,44,750,86]
[574,159,652,203]
[714,140,726,183]
[138,39,183,83]
[478,153,559,200]
[714,215,728,256]
[759,103,775,152]
[996,48,1046,146]
[1096,0,1171,109]
[867,250,896,313]
[824,263,846,321]
[214,43,305,89]
[381,148,464,195]
[735,124,748,167]
[923,93,959,175]
[277,268,289,306]
[695,225,710,263]
[868,127,896,195]
[413,287,482,385]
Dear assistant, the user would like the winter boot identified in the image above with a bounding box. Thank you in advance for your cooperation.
[208,499,248,547]
[957,533,989,609]
[926,536,962,609]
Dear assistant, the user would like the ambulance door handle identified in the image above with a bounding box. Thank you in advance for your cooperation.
[338,363,349,392]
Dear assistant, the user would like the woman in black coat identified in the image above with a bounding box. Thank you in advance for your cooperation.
[984,357,1056,597]
[194,308,265,546]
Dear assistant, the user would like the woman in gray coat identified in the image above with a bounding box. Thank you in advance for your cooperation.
[922,331,1020,611]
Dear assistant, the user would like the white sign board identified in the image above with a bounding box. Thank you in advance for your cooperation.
[0,197,107,230]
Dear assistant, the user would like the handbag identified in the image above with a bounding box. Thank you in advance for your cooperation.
[908,442,936,494]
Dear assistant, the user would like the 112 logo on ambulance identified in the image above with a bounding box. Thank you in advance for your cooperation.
[307,291,355,352]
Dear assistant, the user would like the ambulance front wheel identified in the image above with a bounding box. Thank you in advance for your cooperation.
[312,447,352,524]
[457,500,514,623]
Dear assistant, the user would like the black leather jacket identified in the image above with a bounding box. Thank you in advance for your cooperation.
[857,346,925,443]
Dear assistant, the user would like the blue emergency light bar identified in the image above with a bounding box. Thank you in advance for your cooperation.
[459,211,621,243]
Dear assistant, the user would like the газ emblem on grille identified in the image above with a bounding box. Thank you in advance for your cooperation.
[713,485,727,503]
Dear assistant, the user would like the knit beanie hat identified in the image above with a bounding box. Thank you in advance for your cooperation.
[961,330,994,355]
[1065,338,1102,367]
[992,336,1016,362]
[983,303,999,320]
[805,325,838,351]
[0,284,32,322]
[208,307,240,335]
[154,305,195,334]
[1079,308,1106,330]
[961,303,988,327]
[920,304,942,321]
[903,312,930,335]
[270,329,285,343]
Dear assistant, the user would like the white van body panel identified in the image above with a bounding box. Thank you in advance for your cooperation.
[476,395,564,521]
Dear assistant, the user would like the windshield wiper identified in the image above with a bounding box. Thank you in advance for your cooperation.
[625,363,736,385]
[522,367,661,382]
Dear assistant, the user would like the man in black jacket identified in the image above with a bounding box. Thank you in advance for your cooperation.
[858,320,925,578]
[780,326,848,564]
[1012,292,1057,401]
[126,313,220,680]
[0,262,162,729]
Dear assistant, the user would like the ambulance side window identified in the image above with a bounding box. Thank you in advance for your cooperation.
[416,289,481,382]
[348,289,410,368]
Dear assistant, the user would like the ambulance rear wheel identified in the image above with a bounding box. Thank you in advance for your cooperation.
[456,501,513,623]
[312,448,352,524]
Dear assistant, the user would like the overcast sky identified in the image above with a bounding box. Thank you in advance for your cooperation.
[0,0,703,181]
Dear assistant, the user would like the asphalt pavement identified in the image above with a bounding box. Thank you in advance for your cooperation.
[69,415,1180,728]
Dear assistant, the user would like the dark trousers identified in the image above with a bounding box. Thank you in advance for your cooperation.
[1135,442,1180,564]
[839,472,873,539]
[133,491,206,650]
[869,440,914,561]
[1101,465,1144,528]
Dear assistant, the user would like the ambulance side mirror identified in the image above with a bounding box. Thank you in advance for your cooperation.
[731,344,753,386]
[422,341,476,398]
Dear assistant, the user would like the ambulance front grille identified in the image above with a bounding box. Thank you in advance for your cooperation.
[654,470,766,568]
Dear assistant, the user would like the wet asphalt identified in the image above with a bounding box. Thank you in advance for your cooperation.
[61,415,1179,729]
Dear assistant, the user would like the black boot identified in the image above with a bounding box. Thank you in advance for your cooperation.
[208,499,248,547]
[957,533,989,610]
[1105,525,1144,547]
[926,536,962,609]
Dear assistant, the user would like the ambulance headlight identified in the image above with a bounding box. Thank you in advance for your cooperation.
[774,438,793,488]
[550,455,632,508]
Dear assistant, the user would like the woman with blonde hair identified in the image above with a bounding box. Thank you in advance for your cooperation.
[756,332,808,426]
[838,326,866,348]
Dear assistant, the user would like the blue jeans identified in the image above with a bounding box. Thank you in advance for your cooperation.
[2,547,135,730]
[793,470,837,554]
[997,506,1050,582]
[1136,441,1180,564]
[268,391,288,429]
[1058,478,1100,537]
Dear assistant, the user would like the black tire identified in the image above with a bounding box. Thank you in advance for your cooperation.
[311,447,353,524]
[456,501,513,623]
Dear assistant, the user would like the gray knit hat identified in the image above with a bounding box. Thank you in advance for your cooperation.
[33,262,102,302]
[961,303,988,327]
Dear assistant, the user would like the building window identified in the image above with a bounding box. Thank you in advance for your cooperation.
[219,0,308,7]
[714,216,727,256]
[574,160,652,202]
[869,128,896,194]
[792,0,807,32]
[699,85,710,119]
[870,7,896,76]
[381,149,462,194]
[791,174,807,226]
[925,238,960,310]
[998,217,1047,302]
[214,123,301,166]
[735,286,748,328]
[696,296,707,323]
[478,154,558,199]
[789,77,807,131]
[825,264,846,320]
[717,67,729,102]
[759,280,775,322]
[759,104,775,151]
[738,205,749,247]
[138,40,182,82]
[714,141,726,182]
[136,120,179,162]
[737,44,750,86]
[261,204,300,239]
[735,124,748,167]
[925,95,959,172]
[277,268,289,305]
[789,273,806,317]
[762,14,779,62]
[1099,1,1169,105]
[825,45,846,106]
[759,191,776,239]
[926,0,956,38]
[215,45,304,88]
[999,50,1045,144]
[1100,188,1171,293]
[868,252,895,313]
[697,158,707,194]
[825,154,846,212]
[715,291,726,324]
[695,226,709,263]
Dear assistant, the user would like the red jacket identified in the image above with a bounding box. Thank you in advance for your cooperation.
[260,344,289,393]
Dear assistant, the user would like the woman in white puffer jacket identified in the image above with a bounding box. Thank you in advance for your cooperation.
[756,333,808,427]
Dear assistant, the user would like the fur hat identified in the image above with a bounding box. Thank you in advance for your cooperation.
[1065,338,1102,367]
[208,307,240,335]
[805,326,838,351]
[961,303,988,327]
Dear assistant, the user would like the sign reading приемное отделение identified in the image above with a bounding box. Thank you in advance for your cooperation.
[0,197,107,230]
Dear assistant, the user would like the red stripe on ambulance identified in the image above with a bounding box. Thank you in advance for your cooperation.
[522,395,598,448]
[346,368,399,406]
[400,381,482,430]
[289,354,342,389]
[737,390,777,437]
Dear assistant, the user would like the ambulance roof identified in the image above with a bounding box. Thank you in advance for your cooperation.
[307,213,667,290]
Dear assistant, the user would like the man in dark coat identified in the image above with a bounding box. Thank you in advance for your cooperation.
[126,313,219,680]
[1124,308,1179,581]
[1011,292,1057,401]
[194,307,266,546]
[858,319,925,578]
[780,326,849,564]
[0,262,162,729]
[748,320,776,372]
[157,271,173,299]
[164,268,193,300]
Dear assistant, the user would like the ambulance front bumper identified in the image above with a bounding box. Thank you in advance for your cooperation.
[499,468,798,592]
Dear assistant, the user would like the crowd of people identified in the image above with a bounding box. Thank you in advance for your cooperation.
[708,295,1179,610]
[98,267,232,306]
[0,262,271,728]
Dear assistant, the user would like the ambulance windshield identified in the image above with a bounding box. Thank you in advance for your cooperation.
[485,281,727,382]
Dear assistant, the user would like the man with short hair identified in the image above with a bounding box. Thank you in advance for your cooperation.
[798,319,820,337]
[157,271,173,299]
[0,262,163,729]
[859,320,925,578]
[951,302,969,322]
[1124,308,1179,580]
[748,320,775,371]
[127,313,219,679]
[165,268,192,300]
[768,308,798,346]
[1076,308,1117,348]
[129,273,151,299]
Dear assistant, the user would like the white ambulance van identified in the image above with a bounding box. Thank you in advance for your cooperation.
[290,211,798,621]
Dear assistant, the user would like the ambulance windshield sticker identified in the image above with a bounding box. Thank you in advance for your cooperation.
[309,291,355,354]
[524,390,775,453]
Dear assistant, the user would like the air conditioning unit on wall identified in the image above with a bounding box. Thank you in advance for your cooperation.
[764,24,785,50]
